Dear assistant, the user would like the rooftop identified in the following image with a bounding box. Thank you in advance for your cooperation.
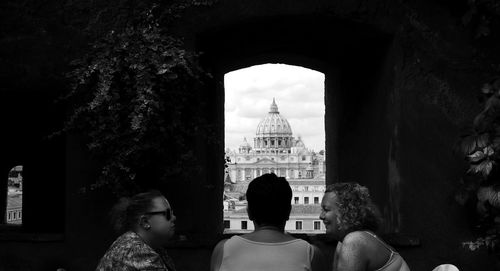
[7,194,22,209]
[288,179,325,186]
[229,204,321,215]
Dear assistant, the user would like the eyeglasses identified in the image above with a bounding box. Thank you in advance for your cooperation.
[145,209,173,221]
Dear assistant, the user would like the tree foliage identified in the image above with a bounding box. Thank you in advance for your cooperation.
[457,77,500,253]
[61,1,215,196]
[462,0,500,39]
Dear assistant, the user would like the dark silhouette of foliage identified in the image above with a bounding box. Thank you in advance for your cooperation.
[60,1,216,196]
[457,77,500,253]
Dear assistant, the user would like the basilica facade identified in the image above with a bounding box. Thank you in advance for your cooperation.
[225,99,326,184]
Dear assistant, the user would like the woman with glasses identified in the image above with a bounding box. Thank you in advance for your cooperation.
[96,190,177,271]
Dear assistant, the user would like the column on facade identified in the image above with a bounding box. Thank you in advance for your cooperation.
[230,168,237,183]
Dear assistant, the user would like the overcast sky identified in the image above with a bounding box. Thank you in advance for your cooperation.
[225,63,325,152]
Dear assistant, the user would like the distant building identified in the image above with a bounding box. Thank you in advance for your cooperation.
[6,165,23,224]
[224,99,326,233]
[225,99,325,182]
[6,194,22,224]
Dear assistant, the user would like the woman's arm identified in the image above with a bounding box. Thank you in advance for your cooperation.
[210,239,227,271]
[333,233,369,271]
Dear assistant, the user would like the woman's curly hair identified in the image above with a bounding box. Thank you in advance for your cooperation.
[325,182,382,233]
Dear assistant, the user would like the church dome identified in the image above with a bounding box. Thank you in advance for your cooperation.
[239,137,251,148]
[256,99,293,136]
[294,137,305,148]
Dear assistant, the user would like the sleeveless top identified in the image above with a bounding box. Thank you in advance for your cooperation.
[219,235,315,271]
[363,231,410,271]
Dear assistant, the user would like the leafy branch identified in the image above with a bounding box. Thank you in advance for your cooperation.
[457,77,500,252]
[60,2,214,196]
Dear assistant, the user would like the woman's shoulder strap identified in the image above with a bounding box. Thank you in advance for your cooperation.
[362,231,395,253]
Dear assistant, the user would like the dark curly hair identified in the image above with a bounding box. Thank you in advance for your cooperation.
[109,189,164,234]
[325,182,382,233]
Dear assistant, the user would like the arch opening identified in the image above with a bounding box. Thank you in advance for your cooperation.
[223,63,326,234]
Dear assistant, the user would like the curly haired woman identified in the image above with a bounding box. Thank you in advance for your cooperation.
[320,183,410,271]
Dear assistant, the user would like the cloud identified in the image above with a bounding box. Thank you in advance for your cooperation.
[225,63,325,151]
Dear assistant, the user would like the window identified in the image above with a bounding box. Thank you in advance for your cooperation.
[302,156,306,161]
[304,197,309,204]
[295,221,302,230]
[224,220,230,229]
[245,168,252,180]
[5,165,23,225]
[314,197,319,204]
[314,221,321,230]
[224,64,326,234]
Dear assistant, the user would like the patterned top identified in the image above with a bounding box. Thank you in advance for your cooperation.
[96,231,176,271]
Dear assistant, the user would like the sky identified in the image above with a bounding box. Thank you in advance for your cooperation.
[224,63,325,152]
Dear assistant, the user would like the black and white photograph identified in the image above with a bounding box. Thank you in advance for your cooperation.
[1,1,500,270]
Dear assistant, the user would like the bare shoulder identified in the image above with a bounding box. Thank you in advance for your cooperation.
[210,239,229,271]
[338,231,381,257]
[341,231,371,247]
[214,238,229,251]
[339,231,393,271]
[335,232,371,271]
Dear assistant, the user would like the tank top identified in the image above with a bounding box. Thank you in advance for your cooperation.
[218,235,314,271]
[363,231,411,271]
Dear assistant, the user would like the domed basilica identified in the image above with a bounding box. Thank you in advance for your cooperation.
[224,99,327,233]
[225,99,325,184]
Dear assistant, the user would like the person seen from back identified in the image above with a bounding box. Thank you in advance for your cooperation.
[211,173,326,271]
